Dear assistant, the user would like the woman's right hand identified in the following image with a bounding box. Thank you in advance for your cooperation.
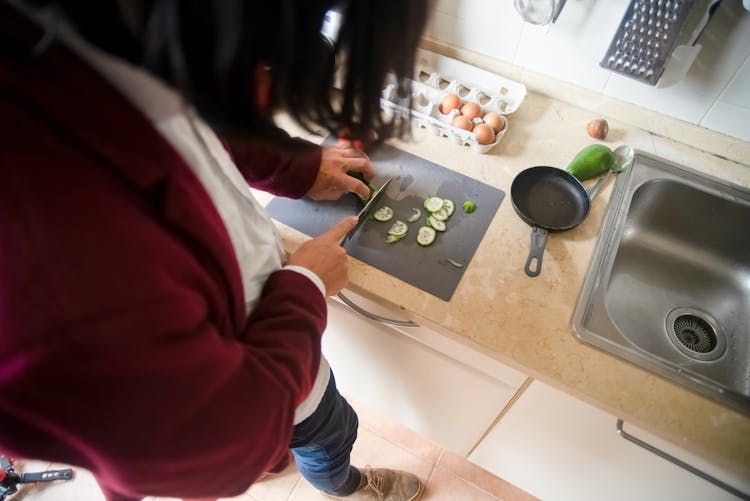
[286,216,358,296]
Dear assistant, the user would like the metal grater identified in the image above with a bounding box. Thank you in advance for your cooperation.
[601,0,696,85]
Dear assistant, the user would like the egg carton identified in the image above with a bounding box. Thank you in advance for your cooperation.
[379,83,504,154]
[380,50,527,154]
[413,48,527,114]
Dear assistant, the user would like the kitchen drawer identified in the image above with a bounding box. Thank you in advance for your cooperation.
[333,289,527,387]
[468,380,749,501]
[323,293,527,456]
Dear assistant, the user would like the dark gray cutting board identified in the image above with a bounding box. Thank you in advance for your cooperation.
[266,140,504,301]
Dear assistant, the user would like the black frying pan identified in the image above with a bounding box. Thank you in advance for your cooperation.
[511,166,590,277]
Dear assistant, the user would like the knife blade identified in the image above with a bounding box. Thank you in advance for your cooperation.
[339,177,393,246]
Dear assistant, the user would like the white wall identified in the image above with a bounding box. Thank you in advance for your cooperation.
[424,0,750,142]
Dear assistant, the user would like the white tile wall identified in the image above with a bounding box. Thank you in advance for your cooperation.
[603,72,716,124]
[719,53,750,109]
[425,0,750,142]
[513,1,624,90]
[702,53,750,137]
[426,1,522,62]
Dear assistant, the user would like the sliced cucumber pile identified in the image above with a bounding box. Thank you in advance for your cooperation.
[372,196,461,250]
[419,196,456,245]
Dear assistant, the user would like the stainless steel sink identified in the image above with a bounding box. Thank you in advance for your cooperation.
[572,150,750,414]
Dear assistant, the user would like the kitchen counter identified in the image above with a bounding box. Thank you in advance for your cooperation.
[270,88,750,479]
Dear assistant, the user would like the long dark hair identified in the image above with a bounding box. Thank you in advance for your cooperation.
[23,0,429,147]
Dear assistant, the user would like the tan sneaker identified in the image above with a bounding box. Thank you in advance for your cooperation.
[328,466,423,500]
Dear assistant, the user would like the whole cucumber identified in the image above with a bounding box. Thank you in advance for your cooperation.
[347,171,375,201]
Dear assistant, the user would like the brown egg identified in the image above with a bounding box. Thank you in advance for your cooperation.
[482,112,506,133]
[451,115,473,131]
[460,102,483,120]
[586,118,609,139]
[439,94,462,115]
[473,123,496,145]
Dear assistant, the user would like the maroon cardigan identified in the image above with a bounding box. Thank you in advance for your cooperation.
[0,6,327,500]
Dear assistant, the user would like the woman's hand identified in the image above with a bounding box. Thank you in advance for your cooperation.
[286,216,358,296]
[306,145,376,201]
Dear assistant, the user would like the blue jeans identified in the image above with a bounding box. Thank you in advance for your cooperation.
[290,371,362,496]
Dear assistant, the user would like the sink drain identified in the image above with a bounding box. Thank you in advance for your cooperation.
[666,308,726,361]
[673,315,716,353]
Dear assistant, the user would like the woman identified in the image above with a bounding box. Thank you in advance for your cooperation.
[0,1,429,499]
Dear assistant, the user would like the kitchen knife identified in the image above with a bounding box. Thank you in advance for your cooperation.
[339,177,393,246]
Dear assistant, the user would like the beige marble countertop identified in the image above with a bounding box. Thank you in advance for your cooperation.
[272,89,750,479]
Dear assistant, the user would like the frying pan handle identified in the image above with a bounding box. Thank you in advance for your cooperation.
[586,170,613,201]
[525,227,549,277]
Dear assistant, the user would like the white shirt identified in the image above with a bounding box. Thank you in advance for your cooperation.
[33,8,331,424]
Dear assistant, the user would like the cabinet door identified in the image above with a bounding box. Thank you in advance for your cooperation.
[468,380,749,501]
[323,298,523,456]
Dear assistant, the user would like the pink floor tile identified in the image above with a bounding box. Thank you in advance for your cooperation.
[436,451,539,501]
[347,397,442,465]
[245,460,301,501]
[349,428,436,483]
[286,477,335,500]
[421,466,499,501]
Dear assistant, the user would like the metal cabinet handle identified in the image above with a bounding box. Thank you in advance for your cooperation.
[616,419,749,500]
[336,292,419,327]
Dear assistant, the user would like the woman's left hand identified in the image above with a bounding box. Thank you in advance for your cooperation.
[307,145,376,201]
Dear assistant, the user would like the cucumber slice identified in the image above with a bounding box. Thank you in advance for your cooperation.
[416,226,436,247]
[427,215,446,232]
[406,208,422,223]
[373,206,394,222]
[431,208,450,221]
[385,234,405,244]
[443,199,455,217]
[447,258,465,268]
[387,220,408,236]
[424,197,444,213]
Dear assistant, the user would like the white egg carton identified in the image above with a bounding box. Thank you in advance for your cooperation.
[380,49,527,154]
[380,80,509,154]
